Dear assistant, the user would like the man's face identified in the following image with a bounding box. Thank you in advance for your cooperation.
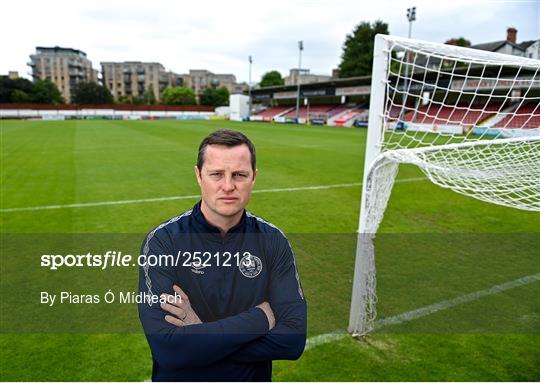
[195,144,256,221]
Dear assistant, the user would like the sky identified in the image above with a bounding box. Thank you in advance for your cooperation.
[2,0,539,83]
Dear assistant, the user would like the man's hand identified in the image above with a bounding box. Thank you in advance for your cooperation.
[256,301,275,331]
[161,285,202,326]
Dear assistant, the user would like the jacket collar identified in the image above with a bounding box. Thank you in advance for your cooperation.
[192,201,247,237]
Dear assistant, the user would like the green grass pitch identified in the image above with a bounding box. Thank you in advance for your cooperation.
[1,119,538,381]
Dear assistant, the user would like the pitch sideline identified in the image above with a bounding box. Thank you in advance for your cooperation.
[304,272,540,351]
[0,177,426,212]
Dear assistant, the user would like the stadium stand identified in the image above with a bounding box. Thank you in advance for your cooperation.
[387,105,407,119]
[494,102,540,129]
[401,102,504,126]
[324,104,350,117]
[255,106,294,121]
[282,104,346,119]
[332,109,368,127]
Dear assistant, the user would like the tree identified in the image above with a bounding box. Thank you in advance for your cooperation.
[0,77,34,102]
[143,88,157,105]
[260,71,284,87]
[0,77,64,104]
[161,86,197,105]
[199,86,230,107]
[338,20,390,78]
[117,91,154,105]
[445,37,471,47]
[71,82,113,104]
[442,38,472,69]
[214,86,229,106]
[116,95,131,105]
[116,95,137,105]
[11,89,33,103]
[32,79,64,104]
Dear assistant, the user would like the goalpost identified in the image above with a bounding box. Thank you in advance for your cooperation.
[348,34,540,336]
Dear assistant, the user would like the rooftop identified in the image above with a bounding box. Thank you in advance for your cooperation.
[35,46,87,57]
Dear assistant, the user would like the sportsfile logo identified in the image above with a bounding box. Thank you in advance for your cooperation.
[40,250,262,277]
[41,251,132,270]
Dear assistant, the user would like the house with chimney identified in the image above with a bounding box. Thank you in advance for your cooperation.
[471,27,539,59]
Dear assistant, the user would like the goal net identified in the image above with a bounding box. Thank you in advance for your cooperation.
[348,34,540,335]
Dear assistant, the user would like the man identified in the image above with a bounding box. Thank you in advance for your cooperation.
[138,129,307,381]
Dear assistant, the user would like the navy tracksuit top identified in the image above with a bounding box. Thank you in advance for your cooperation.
[138,201,307,381]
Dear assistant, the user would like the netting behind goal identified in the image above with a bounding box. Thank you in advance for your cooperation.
[348,34,540,336]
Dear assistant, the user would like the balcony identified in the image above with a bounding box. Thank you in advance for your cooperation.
[136,67,145,74]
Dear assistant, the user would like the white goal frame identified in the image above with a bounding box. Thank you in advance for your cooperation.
[348,34,540,336]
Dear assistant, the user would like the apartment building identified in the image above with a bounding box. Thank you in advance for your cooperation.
[101,64,246,101]
[101,61,174,101]
[28,46,97,102]
[183,69,239,94]
[284,68,332,86]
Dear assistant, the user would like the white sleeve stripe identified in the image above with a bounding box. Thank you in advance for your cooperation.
[246,211,304,300]
[142,209,192,305]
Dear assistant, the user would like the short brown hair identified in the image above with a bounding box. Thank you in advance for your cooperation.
[197,129,256,171]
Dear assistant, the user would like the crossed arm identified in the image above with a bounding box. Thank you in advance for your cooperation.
[161,284,276,330]
[138,233,307,369]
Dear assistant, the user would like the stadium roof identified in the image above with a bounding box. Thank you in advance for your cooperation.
[251,75,371,93]
[250,64,538,102]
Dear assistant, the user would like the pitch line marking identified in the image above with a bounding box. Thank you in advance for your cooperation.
[0,177,426,212]
[305,273,540,351]
[373,272,540,329]
[143,273,538,380]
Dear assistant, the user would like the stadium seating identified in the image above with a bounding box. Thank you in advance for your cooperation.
[253,104,366,124]
[325,104,350,117]
[494,103,540,129]
[387,105,409,119]
[282,104,342,119]
[401,103,503,126]
[251,102,539,129]
[333,110,368,127]
[255,106,294,121]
